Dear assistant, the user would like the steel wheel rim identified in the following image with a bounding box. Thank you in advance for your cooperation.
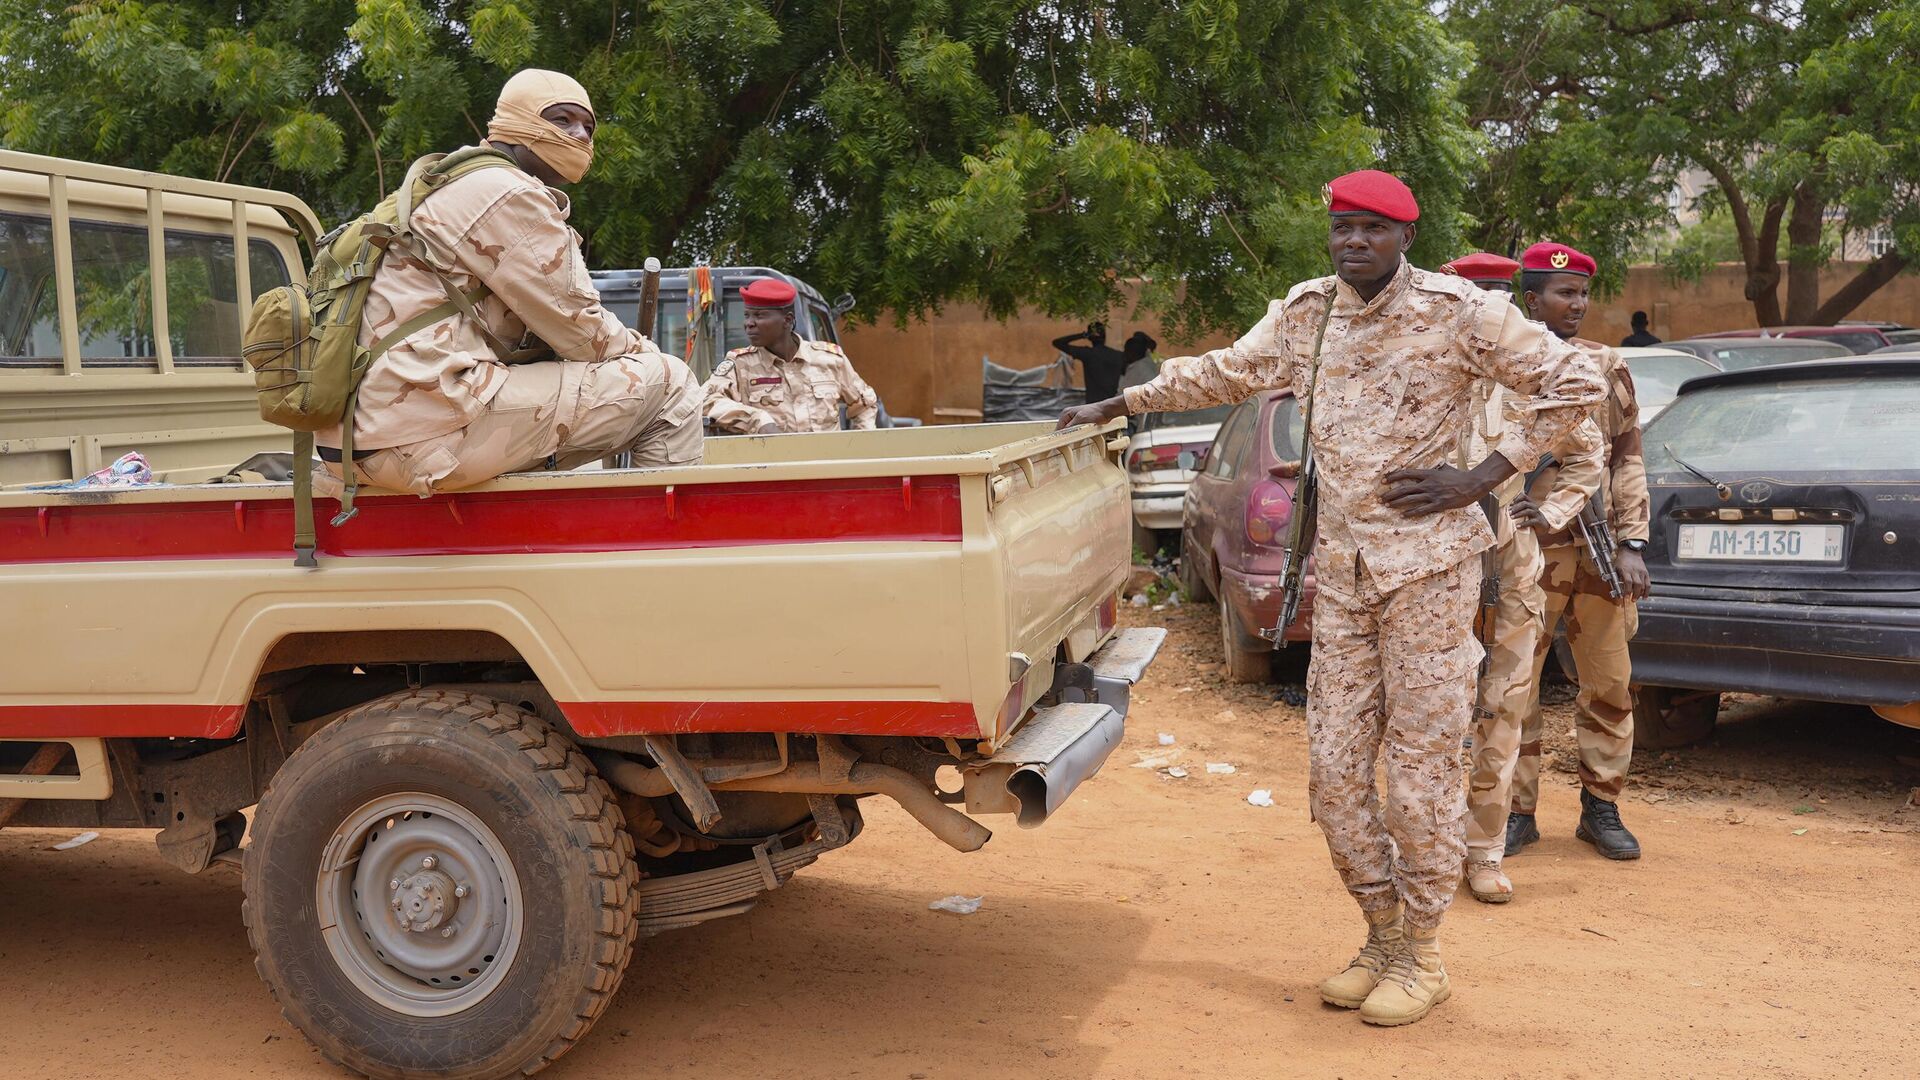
[316,793,523,1017]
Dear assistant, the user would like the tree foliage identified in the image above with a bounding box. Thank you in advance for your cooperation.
[1,1,1477,338]
[1450,1,1920,324]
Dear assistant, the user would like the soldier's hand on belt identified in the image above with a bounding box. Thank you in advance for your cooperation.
[1508,493,1549,532]
[1382,465,1491,517]
[1615,547,1652,600]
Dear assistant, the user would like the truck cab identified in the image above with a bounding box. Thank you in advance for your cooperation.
[0,150,316,486]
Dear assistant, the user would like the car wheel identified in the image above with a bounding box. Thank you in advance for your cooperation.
[1220,601,1271,683]
[1631,684,1720,749]
[244,689,638,1080]
[1179,544,1212,602]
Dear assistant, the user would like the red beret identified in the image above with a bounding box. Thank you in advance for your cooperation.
[1439,252,1520,286]
[740,278,797,307]
[1326,170,1419,222]
[1520,242,1595,277]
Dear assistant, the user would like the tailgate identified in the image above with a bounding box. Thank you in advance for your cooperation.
[970,423,1132,740]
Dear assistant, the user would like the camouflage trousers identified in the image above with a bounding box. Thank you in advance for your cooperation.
[1465,527,1545,863]
[324,354,704,497]
[1308,550,1483,934]
[1512,543,1637,813]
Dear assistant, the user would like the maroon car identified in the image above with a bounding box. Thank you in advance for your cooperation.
[1694,325,1890,355]
[1178,389,1311,682]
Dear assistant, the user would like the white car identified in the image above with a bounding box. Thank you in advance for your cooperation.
[1620,346,1719,425]
[1126,404,1232,554]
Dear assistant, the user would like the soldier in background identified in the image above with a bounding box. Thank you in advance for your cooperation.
[1507,243,1652,862]
[1059,172,1607,1026]
[1441,251,1608,903]
[319,68,703,496]
[702,278,879,434]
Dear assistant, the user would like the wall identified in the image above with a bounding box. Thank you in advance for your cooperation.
[842,262,1920,423]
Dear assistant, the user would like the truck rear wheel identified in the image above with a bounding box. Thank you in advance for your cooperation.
[1631,684,1720,749]
[244,690,637,1080]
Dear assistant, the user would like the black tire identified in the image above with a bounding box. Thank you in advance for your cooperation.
[1221,600,1272,683]
[244,689,638,1080]
[1631,684,1720,749]
[1179,544,1213,602]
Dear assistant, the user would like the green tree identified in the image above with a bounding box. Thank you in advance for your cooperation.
[1449,1,1920,325]
[2,1,1478,339]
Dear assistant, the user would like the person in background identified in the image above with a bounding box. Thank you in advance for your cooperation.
[1051,322,1129,404]
[1508,243,1652,865]
[702,279,878,434]
[1621,310,1661,347]
[1438,252,1520,295]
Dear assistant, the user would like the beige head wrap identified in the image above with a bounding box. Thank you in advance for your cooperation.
[487,69,595,184]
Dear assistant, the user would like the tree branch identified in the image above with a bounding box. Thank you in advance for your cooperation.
[339,84,386,192]
[1697,155,1757,264]
[219,121,265,183]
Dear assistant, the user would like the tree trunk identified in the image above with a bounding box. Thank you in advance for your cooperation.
[1813,250,1912,324]
[1784,184,1826,324]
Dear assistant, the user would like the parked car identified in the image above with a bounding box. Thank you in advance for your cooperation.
[1619,347,1719,425]
[1692,324,1890,354]
[1179,390,1311,681]
[1663,336,1851,371]
[1877,328,1920,348]
[1627,358,1920,747]
[1127,403,1232,555]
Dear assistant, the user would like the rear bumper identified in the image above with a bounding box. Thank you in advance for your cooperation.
[1220,565,1315,645]
[1631,593,1920,706]
[964,627,1165,827]
[1130,488,1186,529]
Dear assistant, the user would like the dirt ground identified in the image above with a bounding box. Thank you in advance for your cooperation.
[4,602,1918,1080]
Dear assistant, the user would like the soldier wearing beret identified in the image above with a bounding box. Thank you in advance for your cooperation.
[1504,242,1651,865]
[1061,170,1608,1026]
[702,278,880,434]
[1441,250,1608,904]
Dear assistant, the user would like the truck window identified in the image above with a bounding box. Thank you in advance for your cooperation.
[0,211,289,371]
[805,303,837,344]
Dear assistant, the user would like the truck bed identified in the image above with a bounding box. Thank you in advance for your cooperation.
[0,422,1131,746]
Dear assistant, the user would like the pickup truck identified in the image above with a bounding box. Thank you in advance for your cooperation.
[0,419,1161,1079]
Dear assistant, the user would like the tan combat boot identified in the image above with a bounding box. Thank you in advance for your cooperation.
[1318,905,1404,1009]
[1466,855,1513,904]
[1359,926,1450,1026]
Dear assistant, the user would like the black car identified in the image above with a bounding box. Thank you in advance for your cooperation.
[1628,359,1920,745]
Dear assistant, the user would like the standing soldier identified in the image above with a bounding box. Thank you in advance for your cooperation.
[1506,243,1652,862]
[1058,172,1607,1026]
[702,279,879,434]
[1441,252,1608,904]
[319,68,704,497]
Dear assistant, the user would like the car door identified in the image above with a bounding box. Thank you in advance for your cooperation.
[1184,400,1257,587]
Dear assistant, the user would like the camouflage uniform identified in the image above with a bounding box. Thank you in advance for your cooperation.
[1463,381,1606,864]
[1124,262,1607,932]
[702,339,879,433]
[319,149,702,495]
[1512,350,1650,812]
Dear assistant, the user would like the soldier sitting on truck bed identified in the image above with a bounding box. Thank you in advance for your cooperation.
[318,68,703,497]
[701,279,879,434]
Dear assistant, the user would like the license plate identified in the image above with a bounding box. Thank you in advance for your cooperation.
[1674,524,1845,563]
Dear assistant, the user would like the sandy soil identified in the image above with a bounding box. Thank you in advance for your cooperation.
[4,603,1917,1080]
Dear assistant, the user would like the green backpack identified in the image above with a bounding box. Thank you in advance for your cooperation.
[242,146,538,566]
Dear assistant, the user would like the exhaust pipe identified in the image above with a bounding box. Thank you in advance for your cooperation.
[964,702,1123,828]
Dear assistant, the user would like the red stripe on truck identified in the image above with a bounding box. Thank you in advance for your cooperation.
[0,476,964,563]
[0,700,976,740]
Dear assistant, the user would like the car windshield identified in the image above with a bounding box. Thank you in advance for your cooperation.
[1628,354,1718,409]
[1807,330,1884,355]
[1645,374,1920,477]
[1143,404,1233,431]
[1700,342,1850,370]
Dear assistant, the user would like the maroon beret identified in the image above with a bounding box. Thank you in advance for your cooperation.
[740,278,798,307]
[1439,252,1521,287]
[1326,170,1419,223]
[1520,242,1595,277]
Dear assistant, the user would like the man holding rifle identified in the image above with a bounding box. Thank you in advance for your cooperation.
[1505,243,1652,862]
[1059,172,1606,1026]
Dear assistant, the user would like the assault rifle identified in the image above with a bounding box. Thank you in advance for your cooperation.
[1523,453,1624,599]
[1263,444,1317,649]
